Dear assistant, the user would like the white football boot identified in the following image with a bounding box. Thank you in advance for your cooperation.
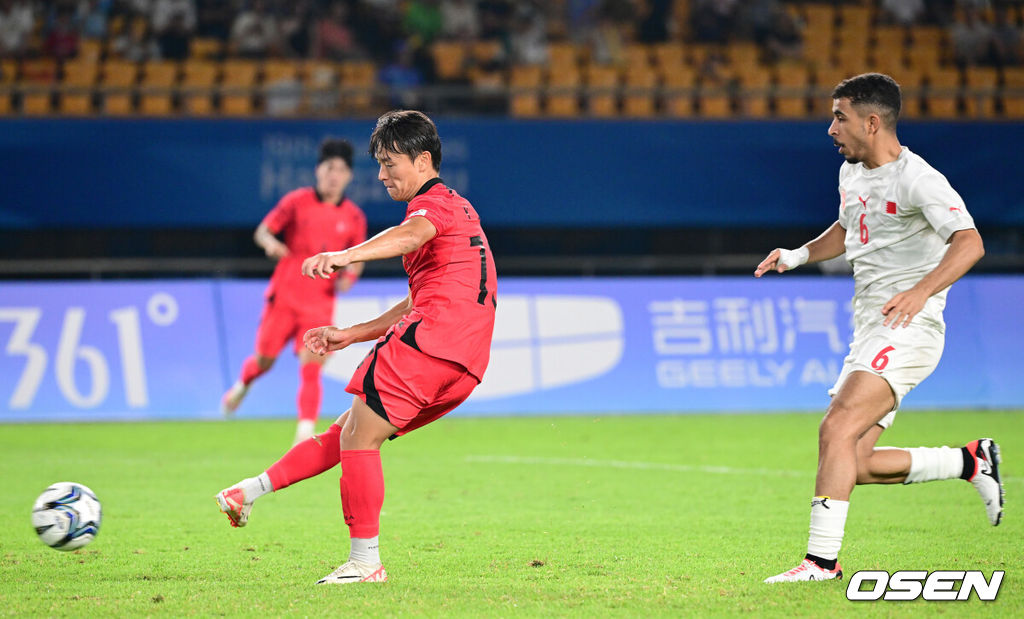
[965,438,1004,526]
[764,559,843,583]
[220,381,249,416]
[215,486,253,528]
[316,560,388,585]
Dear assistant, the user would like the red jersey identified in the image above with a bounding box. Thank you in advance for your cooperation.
[262,187,367,309]
[399,179,497,380]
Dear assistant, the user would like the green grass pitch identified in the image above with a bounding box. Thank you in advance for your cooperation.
[1,411,1021,617]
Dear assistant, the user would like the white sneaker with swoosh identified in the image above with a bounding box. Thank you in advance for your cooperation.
[764,559,843,583]
[966,438,1004,526]
[316,560,388,585]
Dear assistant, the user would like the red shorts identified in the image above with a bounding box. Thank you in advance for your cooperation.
[346,327,479,437]
[254,297,333,357]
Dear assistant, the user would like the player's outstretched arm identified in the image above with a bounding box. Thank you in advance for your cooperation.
[754,221,847,277]
[302,217,438,279]
[882,228,985,328]
[304,294,414,355]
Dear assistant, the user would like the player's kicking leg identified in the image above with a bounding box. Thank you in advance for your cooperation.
[221,354,276,416]
[855,425,1004,526]
[215,413,349,527]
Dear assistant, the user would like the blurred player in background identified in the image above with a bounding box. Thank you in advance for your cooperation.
[216,110,497,585]
[221,138,367,445]
[755,73,1000,583]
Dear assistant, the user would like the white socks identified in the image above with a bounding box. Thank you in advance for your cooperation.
[904,446,964,484]
[807,497,849,561]
[237,472,274,502]
[350,536,381,565]
[294,420,316,445]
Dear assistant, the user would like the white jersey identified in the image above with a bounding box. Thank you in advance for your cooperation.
[838,146,975,332]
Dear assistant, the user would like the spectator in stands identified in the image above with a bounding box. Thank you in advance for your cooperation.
[880,0,925,27]
[112,16,160,60]
[43,4,81,60]
[951,6,995,67]
[403,0,443,46]
[279,0,314,58]
[636,0,673,44]
[77,0,112,40]
[507,5,548,65]
[152,0,195,60]
[990,5,1022,67]
[691,0,739,44]
[588,2,632,66]
[440,0,480,41]
[196,0,233,41]
[379,41,423,108]
[0,0,35,57]
[478,0,513,41]
[762,7,802,63]
[313,0,363,60]
[229,0,278,59]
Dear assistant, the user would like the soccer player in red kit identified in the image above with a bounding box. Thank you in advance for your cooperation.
[221,138,368,445]
[215,110,497,585]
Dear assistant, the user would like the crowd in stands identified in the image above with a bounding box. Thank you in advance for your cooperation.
[1,0,1023,117]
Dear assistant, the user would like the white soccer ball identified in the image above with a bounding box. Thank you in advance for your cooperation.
[31,482,102,551]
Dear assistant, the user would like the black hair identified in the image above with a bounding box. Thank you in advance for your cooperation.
[318,138,354,168]
[368,110,442,171]
[831,73,901,129]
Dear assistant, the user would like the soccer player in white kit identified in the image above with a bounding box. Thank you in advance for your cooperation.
[755,73,1003,583]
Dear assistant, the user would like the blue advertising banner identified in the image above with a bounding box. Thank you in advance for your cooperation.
[0,119,1022,230]
[0,276,1020,422]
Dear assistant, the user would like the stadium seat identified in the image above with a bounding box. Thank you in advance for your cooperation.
[509,64,542,117]
[584,63,619,117]
[888,67,924,118]
[907,27,945,70]
[774,62,811,118]
[838,5,872,32]
[78,38,102,63]
[302,60,337,114]
[964,66,999,118]
[21,90,52,115]
[661,65,696,117]
[263,60,298,85]
[547,41,581,71]
[622,43,652,72]
[0,92,10,115]
[699,68,733,118]
[181,60,218,115]
[802,29,834,69]
[811,65,848,116]
[545,65,580,117]
[470,39,503,66]
[190,37,223,59]
[734,64,770,118]
[651,42,685,76]
[432,41,467,81]
[100,60,138,115]
[60,59,99,115]
[340,61,376,114]
[221,59,258,116]
[621,66,658,117]
[926,67,961,118]
[139,61,179,115]
[727,42,761,69]
[804,4,836,34]
[1003,67,1024,118]
[20,58,57,83]
[0,58,16,83]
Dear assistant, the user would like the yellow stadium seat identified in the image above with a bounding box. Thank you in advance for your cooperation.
[190,37,223,59]
[1003,67,1024,118]
[548,41,581,71]
[622,67,657,117]
[432,41,466,81]
[181,60,218,115]
[699,68,733,118]
[926,67,961,118]
[139,61,178,115]
[545,65,580,117]
[652,42,685,75]
[662,65,696,117]
[622,43,652,72]
[734,65,770,118]
[220,59,258,115]
[22,91,53,115]
[100,60,137,115]
[964,66,999,118]
[509,64,542,117]
[774,63,811,118]
[584,63,619,117]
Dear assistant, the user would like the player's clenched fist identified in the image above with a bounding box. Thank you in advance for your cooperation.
[302,250,352,279]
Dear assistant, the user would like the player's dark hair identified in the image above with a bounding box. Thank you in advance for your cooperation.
[318,138,354,168]
[368,110,442,171]
[832,73,901,129]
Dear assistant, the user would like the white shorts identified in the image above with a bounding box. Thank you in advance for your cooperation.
[828,319,945,429]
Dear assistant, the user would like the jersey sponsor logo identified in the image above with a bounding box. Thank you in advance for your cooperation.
[846,570,1004,601]
[324,294,624,400]
[885,201,897,215]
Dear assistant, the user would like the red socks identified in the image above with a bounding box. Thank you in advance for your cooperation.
[298,362,322,423]
[265,423,342,490]
[340,450,385,538]
[240,356,266,385]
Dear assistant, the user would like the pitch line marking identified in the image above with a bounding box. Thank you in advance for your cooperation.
[465,455,811,478]
[467,455,1023,484]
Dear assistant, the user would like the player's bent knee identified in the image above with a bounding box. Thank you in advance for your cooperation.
[256,355,277,370]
